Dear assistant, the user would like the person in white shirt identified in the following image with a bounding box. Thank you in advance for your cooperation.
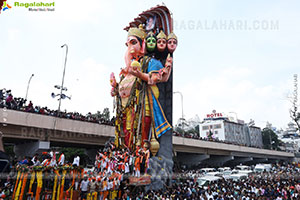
[31,154,38,165]
[72,155,80,166]
[49,150,54,158]
[50,152,57,167]
[80,176,89,199]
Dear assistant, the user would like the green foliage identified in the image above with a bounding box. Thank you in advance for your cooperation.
[4,145,15,160]
[262,127,281,150]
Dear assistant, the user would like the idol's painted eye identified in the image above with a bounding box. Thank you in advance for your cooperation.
[168,40,177,45]
[147,38,156,43]
[131,40,137,45]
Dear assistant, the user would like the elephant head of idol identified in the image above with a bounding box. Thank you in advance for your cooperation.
[124,24,146,69]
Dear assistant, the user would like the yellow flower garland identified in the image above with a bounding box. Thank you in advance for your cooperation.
[35,171,43,200]
[59,170,67,200]
[14,172,24,200]
[52,173,58,200]
[12,171,21,200]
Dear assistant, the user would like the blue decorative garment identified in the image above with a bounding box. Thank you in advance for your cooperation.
[147,58,172,138]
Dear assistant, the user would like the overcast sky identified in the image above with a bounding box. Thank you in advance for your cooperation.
[1,0,300,130]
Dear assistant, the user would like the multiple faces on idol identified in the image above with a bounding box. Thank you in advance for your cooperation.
[145,17,178,55]
[146,31,177,54]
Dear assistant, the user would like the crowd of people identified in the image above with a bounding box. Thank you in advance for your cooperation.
[17,151,80,167]
[4,140,152,200]
[0,89,115,126]
[1,143,300,199]
[120,163,300,199]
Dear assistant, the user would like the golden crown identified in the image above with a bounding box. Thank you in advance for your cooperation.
[128,24,146,40]
[167,32,177,41]
[147,31,155,38]
[156,30,167,40]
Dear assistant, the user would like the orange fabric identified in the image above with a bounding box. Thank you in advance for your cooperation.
[58,154,63,163]
[35,187,41,200]
[103,191,109,200]
[124,156,129,163]
[81,168,84,178]
[103,180,107,188]
[43,159,50,166]
[14,172,24,200]
[19,173,28,200]
[12,171,21,200]
[135,156,140,171]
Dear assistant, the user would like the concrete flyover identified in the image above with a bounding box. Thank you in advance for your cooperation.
[0,108,295,165]
[0,108,114,150]
[173,136,294,167]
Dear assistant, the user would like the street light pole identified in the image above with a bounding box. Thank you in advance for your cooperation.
[173,91,184,119]
[58,44,68,112]
[25,74,34,100]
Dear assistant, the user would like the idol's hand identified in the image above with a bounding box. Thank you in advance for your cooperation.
[128,60,141,77]
[110,72,117,88]
[165,56,173,69]
[111,87,117,97]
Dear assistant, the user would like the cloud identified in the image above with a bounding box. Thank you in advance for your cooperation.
[55,0,114,23]
[173,66,293,129]
[7,28,20,41]
[61,58,112,115]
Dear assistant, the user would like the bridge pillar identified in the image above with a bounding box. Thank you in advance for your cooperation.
[176,153,210,168]
[14,141,50,158]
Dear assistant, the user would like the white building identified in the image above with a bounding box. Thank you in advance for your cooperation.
[199,111,263,148]
[279,122,300,152]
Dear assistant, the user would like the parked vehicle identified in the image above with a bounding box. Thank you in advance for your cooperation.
[238,170,253,176]
[206,172,222,177]
[254,164,272,172]
[218,167,231,172]
[228,173,248,181]
[235,165,251,171]
[221,170,233,179]
[199,168,216,174]
[197,176,222,187]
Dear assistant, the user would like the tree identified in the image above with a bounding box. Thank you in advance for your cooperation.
[262,127,281,150]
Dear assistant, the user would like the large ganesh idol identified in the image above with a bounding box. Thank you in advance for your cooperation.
[110,24,174,155]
